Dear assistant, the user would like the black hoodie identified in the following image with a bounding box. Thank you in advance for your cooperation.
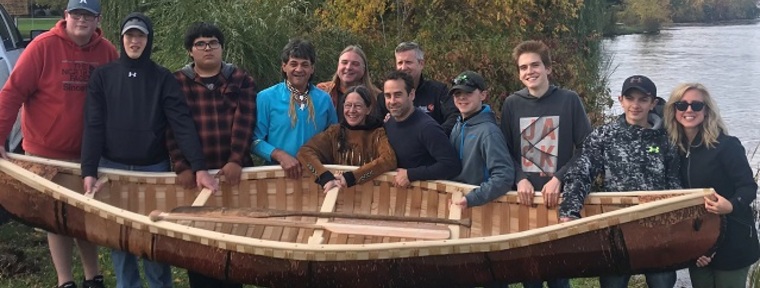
[81,12,206,177]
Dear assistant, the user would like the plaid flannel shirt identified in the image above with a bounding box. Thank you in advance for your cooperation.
[168,63,257,171]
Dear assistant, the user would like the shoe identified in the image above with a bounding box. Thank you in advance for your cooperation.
[82,275,104,288]
[58,281,76,288]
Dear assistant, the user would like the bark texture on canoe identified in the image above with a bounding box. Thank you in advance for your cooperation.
[0,155,722,287]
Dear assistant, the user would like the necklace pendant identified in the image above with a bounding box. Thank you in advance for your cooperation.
[300,103,305,110]
[299,95,305,101]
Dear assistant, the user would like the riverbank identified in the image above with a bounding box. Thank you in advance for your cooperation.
[604,16,760,37]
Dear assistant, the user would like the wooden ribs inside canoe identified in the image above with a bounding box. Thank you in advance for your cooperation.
[0,154,722,288]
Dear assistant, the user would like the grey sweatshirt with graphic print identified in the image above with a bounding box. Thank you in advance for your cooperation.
[559,114,681,219]
[500,86,591,190]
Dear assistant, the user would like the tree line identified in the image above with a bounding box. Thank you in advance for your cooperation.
[611,0,759,32]
[99,0,757,126]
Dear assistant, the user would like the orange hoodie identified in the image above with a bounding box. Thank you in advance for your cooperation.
[0,20,118,159]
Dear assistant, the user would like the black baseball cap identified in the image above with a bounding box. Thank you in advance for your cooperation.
[449,71,486,95]
[622,75,657,98]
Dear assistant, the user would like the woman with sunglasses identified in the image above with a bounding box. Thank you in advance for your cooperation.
[297,85,397,192]
[664,83,759,288]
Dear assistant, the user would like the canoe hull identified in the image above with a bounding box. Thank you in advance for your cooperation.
[0,156,722,287]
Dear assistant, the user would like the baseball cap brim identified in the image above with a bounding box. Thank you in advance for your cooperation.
[623,86,653,96]
[449,84,477,95]
[69,7,98,14]
[121,24,149,36]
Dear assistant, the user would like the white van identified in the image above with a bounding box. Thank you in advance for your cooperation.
[0,4,29,153]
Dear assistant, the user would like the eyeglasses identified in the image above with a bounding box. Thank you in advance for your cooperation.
[69,11,98,21]
[674,101,705,112]
[343,103,366,111]
[193,40,221,50]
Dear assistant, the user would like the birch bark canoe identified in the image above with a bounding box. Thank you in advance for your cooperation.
[0,154,722,288]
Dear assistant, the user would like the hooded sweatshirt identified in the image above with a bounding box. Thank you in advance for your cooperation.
[559,114,681,219]
[81,13,206,177]
[500,86,592,190]
[450,105,515,207]
[0,19,117,159]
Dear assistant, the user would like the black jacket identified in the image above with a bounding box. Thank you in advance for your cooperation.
[680,132,759,270]
[81,12,205,177]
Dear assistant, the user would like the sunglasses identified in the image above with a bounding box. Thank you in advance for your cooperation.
[674,101,705,112]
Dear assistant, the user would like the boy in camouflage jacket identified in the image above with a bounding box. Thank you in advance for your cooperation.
[558,75,681,288]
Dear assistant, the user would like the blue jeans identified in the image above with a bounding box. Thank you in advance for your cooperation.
[522,279,571,288]
[100,158,173,288]
[599,271,676,288]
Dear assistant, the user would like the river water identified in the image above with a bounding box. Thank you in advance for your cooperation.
[602,21,760,171]
[602,21,760,287]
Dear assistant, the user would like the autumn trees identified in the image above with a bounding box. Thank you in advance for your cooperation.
[103,0,610,122]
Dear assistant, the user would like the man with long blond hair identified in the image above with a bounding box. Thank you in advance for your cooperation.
[664,83,758,288]
[317,45,382,122]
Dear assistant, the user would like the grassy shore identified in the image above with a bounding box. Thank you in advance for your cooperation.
[0,221,191,287]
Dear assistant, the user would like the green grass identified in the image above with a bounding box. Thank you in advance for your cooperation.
[0,221,193,288]
[16,18,59,40]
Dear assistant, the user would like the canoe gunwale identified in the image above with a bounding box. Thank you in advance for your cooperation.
[0,154,716,262]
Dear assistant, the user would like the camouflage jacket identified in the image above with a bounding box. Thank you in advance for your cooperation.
[559,114,681,219]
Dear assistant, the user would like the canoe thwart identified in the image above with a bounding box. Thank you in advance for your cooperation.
[148,210,451,240]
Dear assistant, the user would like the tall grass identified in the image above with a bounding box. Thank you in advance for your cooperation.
[101,0,361,90]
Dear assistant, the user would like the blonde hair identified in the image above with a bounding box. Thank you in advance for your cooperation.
[664,83,728,152]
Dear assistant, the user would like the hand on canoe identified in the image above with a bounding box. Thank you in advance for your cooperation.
[220,162,242,186]
[704,192,733,215]
[453,197,468,209]
[323,179,341,193]
[541,177,561,208]
[83,176,105,196]
[195,170,219,192]
[394,168,410,188]
[334,173,348,188]
[517,179,534,206]
[695,253,714,267]
[177,170,196,189]
[272,149,302,179]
